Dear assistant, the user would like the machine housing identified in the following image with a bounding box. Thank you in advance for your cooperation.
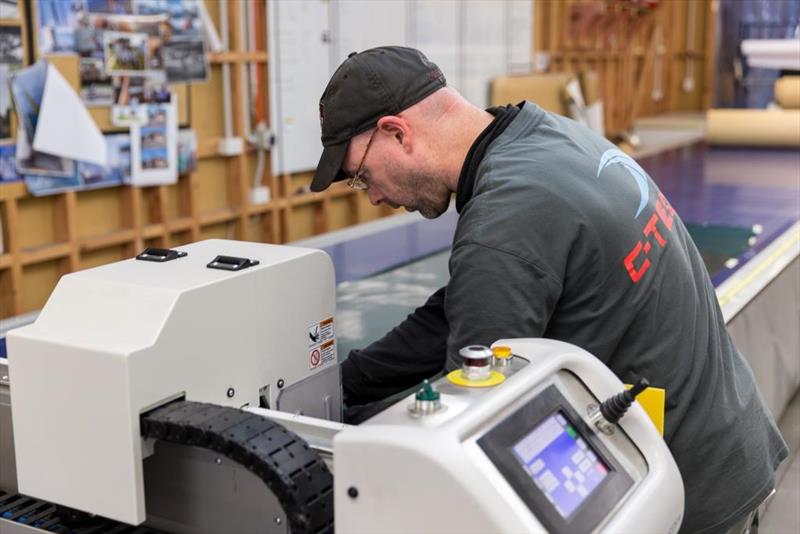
[8,240,339,525]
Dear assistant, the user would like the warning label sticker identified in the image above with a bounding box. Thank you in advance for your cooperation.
[309,340,336,370]
[308,317,335,347]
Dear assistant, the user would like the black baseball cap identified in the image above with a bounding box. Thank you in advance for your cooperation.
[311,46,446,192]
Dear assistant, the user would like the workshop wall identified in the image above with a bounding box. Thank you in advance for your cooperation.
[0,0,391,319]
[535,0,717,137]
[0,0,720,320]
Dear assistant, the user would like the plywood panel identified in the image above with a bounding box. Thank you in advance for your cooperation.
[80,245,127,270]
[20,260,62,314]
[195,158,230,212]
[76,188,123,237]
[199,222,234,240]
[286,205,315,241]
[0,269,14,319]
[189,65,225,139]
[169,231,194,247]
[17,196,58,249]
[164,182,182,220]
[357,194,384,222]
[328,197,355,231]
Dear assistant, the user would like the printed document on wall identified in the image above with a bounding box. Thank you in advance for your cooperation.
[34,63,107,166]
[268,0,331,175]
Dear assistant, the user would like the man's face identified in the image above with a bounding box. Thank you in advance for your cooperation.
[344,129,451,219]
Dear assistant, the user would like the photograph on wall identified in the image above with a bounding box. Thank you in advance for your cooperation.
[130,100,176,185]
[23,172,82,196]
[78,13,169,67]
[162,38,206,83]
[137,0,202,39]
[37,0,83,54]
[16,135,76,178]
[10,61,79,178]
[86,0,134,15]
[112,74,170,105]
[76,132,130,189]
[110,104,146,126]
[177,128,196,175]
[24,132,130,195]
[79,57,114,106]
[0,141,21,182]
[9,60,47,142]
[0,64,14,139]
[0,26,23,64]
[140,106,168,170]
[77,162,121,190]
[103,30,150,75]
[0,0,20,19]
[106,132,132,183]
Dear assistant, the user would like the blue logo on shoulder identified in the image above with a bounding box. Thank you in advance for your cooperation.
[596,149,651,218]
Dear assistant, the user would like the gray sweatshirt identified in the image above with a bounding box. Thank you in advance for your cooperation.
[343,102,787,533]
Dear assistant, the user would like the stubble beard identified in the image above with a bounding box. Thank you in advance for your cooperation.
[396,169,451,219]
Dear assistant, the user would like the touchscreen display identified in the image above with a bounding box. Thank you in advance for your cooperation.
[512,411,608,518]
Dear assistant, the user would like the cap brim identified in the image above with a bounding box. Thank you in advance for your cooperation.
[311,141,349,192]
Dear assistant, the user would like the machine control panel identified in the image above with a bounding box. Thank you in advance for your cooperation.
[478,385,634,533]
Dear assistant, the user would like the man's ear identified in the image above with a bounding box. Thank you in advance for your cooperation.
[377,116,411,151]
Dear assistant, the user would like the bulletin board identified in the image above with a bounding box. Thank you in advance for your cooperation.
[268,0,533,176]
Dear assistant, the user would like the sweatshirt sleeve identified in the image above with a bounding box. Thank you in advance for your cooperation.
[340,286,449,407]
[444,242,563,371]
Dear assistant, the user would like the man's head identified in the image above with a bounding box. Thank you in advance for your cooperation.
[312,46,454,218]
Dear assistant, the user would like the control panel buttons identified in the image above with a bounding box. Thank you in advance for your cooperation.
[492,345,513,367]
[408,379,446,417]
[447,345,506,388]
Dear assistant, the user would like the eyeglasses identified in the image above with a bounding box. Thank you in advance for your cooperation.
[346,129,378,191]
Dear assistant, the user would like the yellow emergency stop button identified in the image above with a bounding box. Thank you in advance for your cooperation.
[492,346,512,359]
[447,369,506,388]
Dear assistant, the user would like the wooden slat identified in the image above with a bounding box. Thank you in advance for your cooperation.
[21,243,72,266]
[0,255,11,269]
[79,229,137,252]
[142,224,166,239]
[63,192,80,271]
[0,182,28,201]
[288,191,328,207]
[4,197,22,315]
[702,0,718,109]
[168,217,194,232]
[198,207,238,226]
[246,202,277,215]
[209,51,269,63]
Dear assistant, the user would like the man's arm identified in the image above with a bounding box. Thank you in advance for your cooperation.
[341,286,449,407]
[445,243,562,371]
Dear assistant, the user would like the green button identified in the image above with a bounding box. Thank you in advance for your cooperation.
[415,379,440,402]
[566,425,577,439]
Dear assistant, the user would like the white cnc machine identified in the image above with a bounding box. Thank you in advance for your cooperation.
[2,240,684,534]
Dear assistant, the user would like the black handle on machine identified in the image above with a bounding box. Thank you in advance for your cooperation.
[206,255,260,271]
[600,377,650,425]
[136,247,187,262]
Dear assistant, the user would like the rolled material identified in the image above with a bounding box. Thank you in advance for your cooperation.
[706,109,800,147]
[775,76,800,109]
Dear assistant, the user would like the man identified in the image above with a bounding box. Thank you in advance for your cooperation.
[311,46,787,534]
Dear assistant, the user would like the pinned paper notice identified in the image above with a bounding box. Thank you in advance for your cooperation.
[33,63,107,166]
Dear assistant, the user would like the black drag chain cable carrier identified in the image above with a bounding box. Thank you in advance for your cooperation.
[141,400,334,534]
